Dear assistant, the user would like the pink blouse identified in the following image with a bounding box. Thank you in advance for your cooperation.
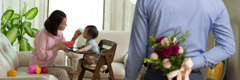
[30,28,66,67]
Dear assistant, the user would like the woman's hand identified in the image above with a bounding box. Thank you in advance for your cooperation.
[52,42,68,53]
[57,42,68,50]
[71,30,81,41]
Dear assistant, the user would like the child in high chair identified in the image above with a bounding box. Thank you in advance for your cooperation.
[69,25,99,75]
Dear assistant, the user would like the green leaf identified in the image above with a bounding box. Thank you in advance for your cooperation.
[11,18,20,25]
[22,21,32,28]
[25,7,38,20]
[186,30,189,34]
[152,43,159,48]
[144,58,152,63]
[24,26,33,37]
[11,13,20,20]
[6,23,12,29]
[5,27,19,45]
[6,6,12,10]
[32,28,38,38]
[1,25,4,30]
[1,9,14,24]
[1,28,7,35]
[20,2,27,16]
[173,28,177,37]
[181,37,186,42]
[19,37,31,51]
[15,25,21,28]
[30,46,33,51]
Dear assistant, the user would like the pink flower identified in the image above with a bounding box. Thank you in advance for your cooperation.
[172,45,180,55]
[150,53,158,60]
[161,37,169,46]
[162,58,171,69]
[179,47,184,54]
[156,36,166,43]
[160,47,172,58]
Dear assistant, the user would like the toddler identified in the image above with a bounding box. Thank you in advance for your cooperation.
[69,25,99,75]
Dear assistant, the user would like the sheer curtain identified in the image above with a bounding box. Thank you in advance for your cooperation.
[103,0,136,31]
[0,0,2,17]
[2,0,48,50]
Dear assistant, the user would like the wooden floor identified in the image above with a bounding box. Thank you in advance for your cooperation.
[73,66,147,80]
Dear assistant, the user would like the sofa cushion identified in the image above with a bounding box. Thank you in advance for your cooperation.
[75,31,130,62]
[54,50,66,65]
[16,67,58,80]
[0,32,19,69]
[0,52,11,77]
[17,51,32,67]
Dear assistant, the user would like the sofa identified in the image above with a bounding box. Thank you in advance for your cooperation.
[66,31,131,80]
[0,32,72,80]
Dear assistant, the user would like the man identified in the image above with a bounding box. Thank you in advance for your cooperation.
[125,0,236,80]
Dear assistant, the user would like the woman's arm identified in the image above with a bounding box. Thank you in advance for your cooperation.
[52,42,67,53]
[71,30,81,41]
[35,31,65,60]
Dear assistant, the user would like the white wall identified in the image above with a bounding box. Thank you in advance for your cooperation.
[49,0,104,41]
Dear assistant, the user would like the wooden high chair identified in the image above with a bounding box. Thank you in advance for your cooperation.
[78,39,117,80]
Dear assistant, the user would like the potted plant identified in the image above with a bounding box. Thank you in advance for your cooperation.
[1,2,38,51]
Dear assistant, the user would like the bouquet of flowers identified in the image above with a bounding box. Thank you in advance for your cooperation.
[144,28,191,80]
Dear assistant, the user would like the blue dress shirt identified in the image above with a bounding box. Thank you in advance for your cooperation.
[125,0,236,80]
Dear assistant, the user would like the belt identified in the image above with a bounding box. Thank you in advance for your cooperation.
[147,63,200,73]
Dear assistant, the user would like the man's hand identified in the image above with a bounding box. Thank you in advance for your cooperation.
[167,57,193,80]
[181,57,193,80]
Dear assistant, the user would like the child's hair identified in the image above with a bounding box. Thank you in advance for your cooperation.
[86,25,98,39]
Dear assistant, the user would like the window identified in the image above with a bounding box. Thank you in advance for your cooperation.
[49,0,104,41]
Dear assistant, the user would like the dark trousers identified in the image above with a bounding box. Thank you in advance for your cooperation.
[141,68,203,80]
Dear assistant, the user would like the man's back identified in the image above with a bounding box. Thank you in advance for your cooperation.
[125,0,235,79]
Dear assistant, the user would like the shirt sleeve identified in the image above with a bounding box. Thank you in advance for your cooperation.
[125,0,149,80]
[35,31,54,60]
[191,1,236,70]
[59,31,69,53]
[86,40,92,45]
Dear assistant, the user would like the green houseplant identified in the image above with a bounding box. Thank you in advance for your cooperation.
[1,3,38,51]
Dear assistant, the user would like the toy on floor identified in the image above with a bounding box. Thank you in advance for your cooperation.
[8,69,17,77]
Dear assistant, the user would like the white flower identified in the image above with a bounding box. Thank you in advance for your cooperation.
[150,53,158,60]
[161,37,169,46]
[162,58,171,69]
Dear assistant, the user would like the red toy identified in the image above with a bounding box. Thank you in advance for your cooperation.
[41,67,48,74]
[64,41,75,47]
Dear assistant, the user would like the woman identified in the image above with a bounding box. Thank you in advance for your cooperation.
[30,10,74,80]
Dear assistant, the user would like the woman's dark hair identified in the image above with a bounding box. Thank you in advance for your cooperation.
[44,10,66,36]
[86,25,98,39]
